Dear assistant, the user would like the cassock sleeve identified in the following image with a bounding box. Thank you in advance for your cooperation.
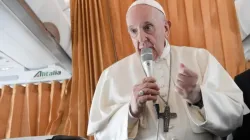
[87,69,140,140]
[185,48,250,137]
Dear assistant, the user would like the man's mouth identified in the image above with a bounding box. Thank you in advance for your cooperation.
[139,46,154,53]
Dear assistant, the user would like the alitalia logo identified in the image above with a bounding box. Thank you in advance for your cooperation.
[34,70,61,78]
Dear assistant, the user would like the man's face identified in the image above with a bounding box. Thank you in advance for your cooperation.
[126,5,169,60]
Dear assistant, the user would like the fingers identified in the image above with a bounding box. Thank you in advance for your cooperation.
[176,79,187,88]
[142,77,156,83]
[141,82,159,90]
[176,63,197,92]
[175,85,184,95]
[179,63,197,77]
[131,77,159,116]
[134,83,159,94]
[177,73,194,83]
[175,63,199,100]
[139,88,160,96]
[176,78,195,90]
[176,79,195,89]
[137,94,158,106]
[132,77,159,108]
[175,84,189,98]
[135,78,159,91]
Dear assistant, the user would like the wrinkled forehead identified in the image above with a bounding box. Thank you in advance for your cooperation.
[126,5,161,26]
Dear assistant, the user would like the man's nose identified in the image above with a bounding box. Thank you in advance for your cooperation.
[137,29,147,43]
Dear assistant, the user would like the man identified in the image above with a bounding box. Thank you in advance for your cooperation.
[232,69,250,139]
[87,0,249,140]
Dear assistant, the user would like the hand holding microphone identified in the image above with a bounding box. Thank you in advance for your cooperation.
[129,48,160,118]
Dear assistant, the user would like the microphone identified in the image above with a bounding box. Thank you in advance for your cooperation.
[141,48,160,119]
[141,48,154,77]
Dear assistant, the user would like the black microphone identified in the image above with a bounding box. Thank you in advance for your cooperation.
[141,48,160,119]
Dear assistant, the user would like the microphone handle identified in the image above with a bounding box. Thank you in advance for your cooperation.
[142,60,154,77]
[142,60,160,118]
[154,103,160,119]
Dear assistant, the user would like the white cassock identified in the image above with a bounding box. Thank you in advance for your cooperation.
[87,44,250,140]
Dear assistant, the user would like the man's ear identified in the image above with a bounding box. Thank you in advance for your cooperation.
[165,20,171,38]
[167,20,171,28]
[165,20,171,32]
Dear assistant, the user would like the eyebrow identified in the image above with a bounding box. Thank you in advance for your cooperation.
[128,21,153,28]
[144,21,153,25]
[128,25,134,29]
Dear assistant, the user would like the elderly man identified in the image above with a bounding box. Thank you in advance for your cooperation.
[87,0,249,140]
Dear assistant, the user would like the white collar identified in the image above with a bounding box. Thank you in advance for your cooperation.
[155,41,170,62]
